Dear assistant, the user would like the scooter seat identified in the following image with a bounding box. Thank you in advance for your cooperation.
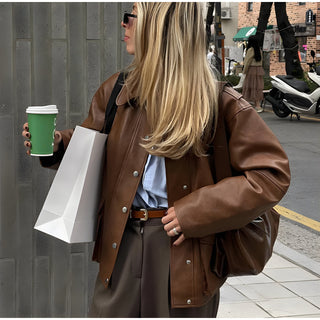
[276,75,310,93]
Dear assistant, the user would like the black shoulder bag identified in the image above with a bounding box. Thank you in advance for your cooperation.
[101,72,124,134]
[210,84,280,278]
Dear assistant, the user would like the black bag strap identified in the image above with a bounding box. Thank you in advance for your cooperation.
[101,72,124,134]
[210,82,233,182]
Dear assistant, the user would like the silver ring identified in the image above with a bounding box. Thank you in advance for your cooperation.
[172,227,179,236]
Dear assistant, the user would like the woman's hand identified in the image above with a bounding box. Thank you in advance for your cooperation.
[162,207,185,246]
[22,122,62,155]
[22,123,32,155]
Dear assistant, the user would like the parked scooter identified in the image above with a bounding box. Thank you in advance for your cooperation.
[266,50,320,120]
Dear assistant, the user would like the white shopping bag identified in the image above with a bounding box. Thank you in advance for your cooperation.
[34,126,107,243]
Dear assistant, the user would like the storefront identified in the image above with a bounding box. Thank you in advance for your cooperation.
[279,23,316,63]
[233,26,257,42]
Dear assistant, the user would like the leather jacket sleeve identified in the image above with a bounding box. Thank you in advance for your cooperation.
[174,87,291,238]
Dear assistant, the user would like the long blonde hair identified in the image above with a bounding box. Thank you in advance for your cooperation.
[125,2,218,159]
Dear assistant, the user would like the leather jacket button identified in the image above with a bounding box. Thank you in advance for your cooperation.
[105,278,109,284]
[112,242,117,249]
[186,259,191,265]
[122,206,128,213]
[183,185,188,190]
[187,299,192,305]
[133,171,139,177]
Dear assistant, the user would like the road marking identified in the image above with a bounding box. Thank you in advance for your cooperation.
[275,205,320,232]
[298,115,320,122]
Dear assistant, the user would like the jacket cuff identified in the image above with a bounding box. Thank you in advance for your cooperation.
[39,140,65,168]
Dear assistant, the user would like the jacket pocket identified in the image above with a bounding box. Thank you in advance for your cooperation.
[199,235,216,295]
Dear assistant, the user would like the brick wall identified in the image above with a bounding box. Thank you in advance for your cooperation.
[238,2,320,76]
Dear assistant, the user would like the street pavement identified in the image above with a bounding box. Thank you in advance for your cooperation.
[259,104,320,262]
[261,104,320,223]
[217,240,320,318]
[217,104,320,318]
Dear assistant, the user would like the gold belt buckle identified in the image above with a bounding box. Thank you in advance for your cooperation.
[140,208,149,221]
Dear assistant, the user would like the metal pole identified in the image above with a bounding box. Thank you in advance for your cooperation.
[214,2,225,75]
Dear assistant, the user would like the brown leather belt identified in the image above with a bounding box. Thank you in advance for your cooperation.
[130,208,167,221]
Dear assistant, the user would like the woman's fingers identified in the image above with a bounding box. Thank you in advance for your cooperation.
[22,123,31,155]
[22,130,30,139]
[161,206,185,245]
[164,221,181,234]
[162,208,181,235]
[53,131,62,152]
[54,131,62,143]
[173,234,185,246]
[22,123,30,139]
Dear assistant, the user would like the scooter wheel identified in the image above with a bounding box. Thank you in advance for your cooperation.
[269,88,291,118]
[272,104,291,118]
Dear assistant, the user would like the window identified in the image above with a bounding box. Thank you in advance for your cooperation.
[279,37,307,63]
[299,2,306,5]
[247,2,253,12]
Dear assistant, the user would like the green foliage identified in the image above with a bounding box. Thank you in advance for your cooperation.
[263,76,273,90]
[302,71,319,92]
[221,75,240,86]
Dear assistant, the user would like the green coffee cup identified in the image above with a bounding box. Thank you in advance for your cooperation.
[26,105,59,156]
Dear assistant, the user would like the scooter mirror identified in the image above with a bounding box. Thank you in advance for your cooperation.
[311,50,315,58]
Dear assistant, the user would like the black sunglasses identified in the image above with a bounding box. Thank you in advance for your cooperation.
[123,13,137,24]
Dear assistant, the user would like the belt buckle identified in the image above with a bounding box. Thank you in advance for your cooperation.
[140,208,148,221]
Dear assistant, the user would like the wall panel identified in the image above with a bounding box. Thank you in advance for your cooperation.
[0,2,132,316]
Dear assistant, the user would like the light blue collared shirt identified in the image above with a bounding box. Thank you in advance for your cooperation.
[132,154,168,209]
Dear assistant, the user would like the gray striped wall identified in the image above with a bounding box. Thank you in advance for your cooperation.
[0,2,132,317]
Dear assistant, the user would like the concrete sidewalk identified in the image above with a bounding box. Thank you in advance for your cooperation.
[217,240,320,318]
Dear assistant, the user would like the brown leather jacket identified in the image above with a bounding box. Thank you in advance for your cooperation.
[47,73,290,308]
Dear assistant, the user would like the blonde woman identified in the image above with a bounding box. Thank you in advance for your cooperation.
[23,3,290,317]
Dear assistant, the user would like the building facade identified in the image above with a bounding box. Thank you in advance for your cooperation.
[221,2,243,68]
[237,2,320,76]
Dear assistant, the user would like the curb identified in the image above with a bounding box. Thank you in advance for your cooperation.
[274,240,320,277]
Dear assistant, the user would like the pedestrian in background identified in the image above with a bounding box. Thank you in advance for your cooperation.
[22,2,290,317]
[242,35,265,113]
[207,47,214,63]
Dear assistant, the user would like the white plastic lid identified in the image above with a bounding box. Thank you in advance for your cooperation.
[26,105,58,114]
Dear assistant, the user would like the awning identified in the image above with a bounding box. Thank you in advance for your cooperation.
[233,26,256,42]
[233,25,274,42]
